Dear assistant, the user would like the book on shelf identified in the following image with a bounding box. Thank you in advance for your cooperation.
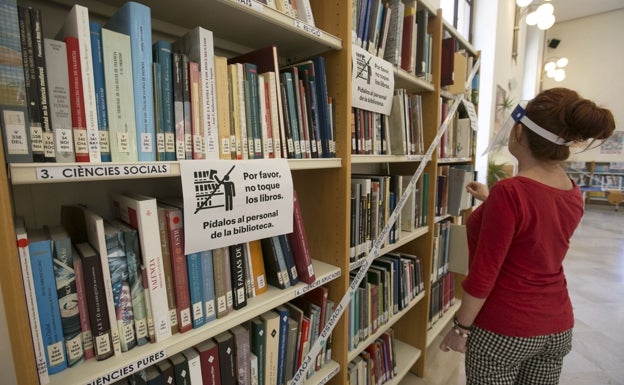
[260,236,290,289]
[250,352,259,385]
[169,353,190,385]
[15,221,49,383]
[302,286,328,369]
[185,251,205,329]
[110,219,149,346]
[182,347,203,385]
[62,36,89,162]
[196,339,221,385]
[199,249,218,323]
[212,246,234,318]
[227,62,244,160]
[282,302,304,375]
[448,50,468,95]
[400,1,417,74]
[156,358,175,385]
[88,21,111,162]
[273,305,290,385]
[231,324,251,385]
[56,3,101,162]
[259,72,279,158]
[71,244,95,361]
[279,70,301,159]
[284,316,298,383]
[174,26,219,159]
[188,60,205,159]
[152,40,176,161]
[112,193,172,342]
[287,190,316,284]
[256,74,272,158]
[250,317,266,385]
[104,1,155,161]
[0,0,32,163]
[172,52,188,160]
[280,66,308,158]
[260,310,280,385]
[214,55,233,159]
[155,203,179,335]
[74,241,114,362]
[229,243,248,310]
[441,36,456,88]
[46,225,84,367]
[214,331,236,385]
[43,38,75,163]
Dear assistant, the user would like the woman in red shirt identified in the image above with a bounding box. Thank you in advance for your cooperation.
[440,88,615,384]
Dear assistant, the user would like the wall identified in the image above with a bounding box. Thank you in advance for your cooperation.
[542,9,624,163]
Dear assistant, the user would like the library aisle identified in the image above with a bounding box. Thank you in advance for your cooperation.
[400,203,624,385]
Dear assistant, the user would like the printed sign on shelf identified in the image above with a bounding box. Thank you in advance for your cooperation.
[179,159,293,253]
[351,45,394,115]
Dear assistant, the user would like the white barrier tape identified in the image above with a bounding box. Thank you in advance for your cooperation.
[290,95,463,385]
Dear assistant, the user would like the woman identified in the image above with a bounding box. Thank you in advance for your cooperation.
[440,88,615,385]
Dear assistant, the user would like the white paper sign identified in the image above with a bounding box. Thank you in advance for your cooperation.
[462,98,478,131]
[351,45,394,115]
[179,159,293,253]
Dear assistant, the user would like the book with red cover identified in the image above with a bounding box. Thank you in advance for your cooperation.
[287,190,316,284]
[196,339,222,385]
[64,36,89,162]
[441,36,456,87]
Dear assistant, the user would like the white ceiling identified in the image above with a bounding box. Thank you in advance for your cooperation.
[550,0,624,23]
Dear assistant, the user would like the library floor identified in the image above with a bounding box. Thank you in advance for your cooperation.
[400,203,624,385]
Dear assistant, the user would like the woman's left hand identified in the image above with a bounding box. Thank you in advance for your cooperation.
[439,328,468,353]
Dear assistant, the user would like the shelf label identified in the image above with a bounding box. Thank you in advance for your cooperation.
[294,19,322,37]
[351,45,394,115]
[229,0,264,12]
[179,159,293,253]
[35,163,172,181]
[86,350,167,385]
[295,269,341,296]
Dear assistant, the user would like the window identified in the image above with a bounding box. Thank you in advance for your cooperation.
[441,0,474,42]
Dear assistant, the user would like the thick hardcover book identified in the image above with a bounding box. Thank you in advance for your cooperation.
[311,56,333,157]
[287,190,315,284]
[156,359,175,385]
[46,225,84,367]
[260,311,280,385]
[247,239,268,296]
[63,36,89,162]
[101,27,138,162]
[163,204,192,333]
[260,237,290,289]
[111,219,149,346]
[170,353,190,385]
[56,4,101,162]
[152,40,175,160]
[18,6,44,162]
[400,3,417,74]
[229,243,248,310]
[182,347,203,385]
[74,242,114,361]
[200,249,217,323]
[215,331,236,385]
[156,202,179,335]
[105,1,156,161]
[212,246,234,318]
[273,305,289,385]
[88,22,111,162]
[278,234,299,285]
[441,36,456,87]
[83,209,126,356]
[174,26,219,159]
[250,317,266,385]
[188,60,205,159]
[112,193,172,342]
[196,339,222,385]
[231,324,251,385]
[214,55,232,159]
[186,251,205,328]
[72,246,94,360]
[15,222,49,383]
[0,0,32,163]
[43,38,75,162]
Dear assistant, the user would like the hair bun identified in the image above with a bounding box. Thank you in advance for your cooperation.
[565,98,615,141]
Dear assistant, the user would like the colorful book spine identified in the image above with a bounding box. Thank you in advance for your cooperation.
[243,63,262,159]
[288,190,316,284]
[105,1,155,161]
[56,4,101,162]
[196,339,221,385]
[15,222,49,383]
[0,0,32,163]
[274,305,289,385]
[72,246,95,360]
[229,243,248,310]
[152,40,175,160]
[278,234,299,286]
[165,205,192,333]
[200,249,217,323]
[63,36,89,162]
[28,228,67,374]
[88,22,111,162]
[156,204,178,335]
[47,225,84,367]
[75,242,114,361]
[247,239,268,296]
[186,251,206,328]
[101,27,138,162]
[250,317,266,385]
[260,237,290,289]
[43,38,75,162]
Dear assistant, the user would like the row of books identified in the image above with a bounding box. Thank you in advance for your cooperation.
[350,173,428,261]
[348,252,424,351]
[347,329,398,385]
[431,218,452,283]
[435,165,475,218]
[438,98,474,159]
[16,192,315,380]
[353,0,433,81]
[261,0,316,26]
[351,92,424,156]
[428,272,456,329]
[0,0,335,164]
[107,291,333,385]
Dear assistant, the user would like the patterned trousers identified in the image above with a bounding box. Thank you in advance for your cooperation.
[465,326,573,385]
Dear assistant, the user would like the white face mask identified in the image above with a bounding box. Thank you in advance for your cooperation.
[483,103,573,155]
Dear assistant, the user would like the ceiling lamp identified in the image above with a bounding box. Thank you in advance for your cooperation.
[544,57,568,82]
[516,0,556,30]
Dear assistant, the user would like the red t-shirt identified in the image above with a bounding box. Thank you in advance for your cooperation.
[462,176,583,337]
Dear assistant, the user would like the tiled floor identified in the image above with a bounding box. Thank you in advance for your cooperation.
[400,203,624,385]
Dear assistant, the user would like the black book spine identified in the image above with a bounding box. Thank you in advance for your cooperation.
[228,243,248,310]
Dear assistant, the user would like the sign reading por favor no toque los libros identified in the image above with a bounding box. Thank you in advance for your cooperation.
[179,159,293,253]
